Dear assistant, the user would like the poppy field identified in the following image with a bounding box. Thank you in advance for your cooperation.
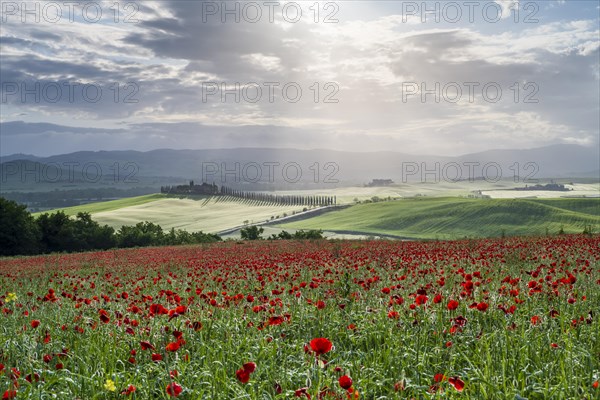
[1,235,599,399]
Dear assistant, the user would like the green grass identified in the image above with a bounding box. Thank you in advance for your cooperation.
[33,194,166,216]
[1,237,599,398]
[278,197,600,239]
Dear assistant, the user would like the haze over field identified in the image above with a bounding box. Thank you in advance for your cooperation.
[2,145,599,191]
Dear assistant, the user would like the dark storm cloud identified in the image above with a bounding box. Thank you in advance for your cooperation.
[1,56,110,79]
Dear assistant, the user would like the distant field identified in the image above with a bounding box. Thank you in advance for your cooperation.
[275,182,495,203]
[32,190,600,239]
[49,195,308,233]
[277,197,600,239]
[482,182,599,199]
[270,181,600,203]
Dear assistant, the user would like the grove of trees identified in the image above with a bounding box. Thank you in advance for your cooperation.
[1,198,327,256]
[0,197,221,256]
[239,224,325,241]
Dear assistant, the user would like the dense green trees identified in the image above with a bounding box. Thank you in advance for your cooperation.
[117,221,164,248]
[0,198,220,256]
[115,223,221,248]
[0,197,41,256]
[292,229,325,240]
[37,211,116,252]
[240,225,325,241]
[267,229,325,240]
[0,197,324,256]
[240,225,264,240]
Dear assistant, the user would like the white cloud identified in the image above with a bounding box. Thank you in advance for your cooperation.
[494,0,520,19]
[1,1,598,155]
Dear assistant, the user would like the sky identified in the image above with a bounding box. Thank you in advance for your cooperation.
[0,0,599,156]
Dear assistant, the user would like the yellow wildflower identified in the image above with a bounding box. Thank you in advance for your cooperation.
[104,379,116,392]
[5,293,17,303]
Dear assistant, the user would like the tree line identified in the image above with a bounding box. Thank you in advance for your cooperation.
[161,182,337,207]
[239,225,324,241]
[0,197,221,256]
[220,186,336,206]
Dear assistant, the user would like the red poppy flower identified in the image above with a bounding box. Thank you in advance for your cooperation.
[99,309,110,323]
[243,362,256,373]
[294,387,310,398]
[309,338,333,356]
[166,382,182,397]
[339,375,353,390]
[151,353,162,362]
[236,368,250,384]
[30,320,40,328]
[149,304,168,315]
[447,300,459,310]
[121,385,136,396]
[2,390,17,400]
[268,316,284,326]
[140,341,155,350]
[476,302,488,312]
[191,321,203,331]
[236,362,256,383]
[25,373,40,383]
[166,341,181,352]
[175,305,186,314]
[448,376,465,392]
[415,294,428,305]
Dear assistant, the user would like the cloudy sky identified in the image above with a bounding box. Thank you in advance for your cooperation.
[0,0,598,156]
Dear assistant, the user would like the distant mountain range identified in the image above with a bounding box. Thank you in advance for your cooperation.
[1,144,598,191]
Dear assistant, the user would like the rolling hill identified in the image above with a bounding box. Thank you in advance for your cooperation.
[277,197,600,239]
[34,194,600,240]
[35,195,310,234]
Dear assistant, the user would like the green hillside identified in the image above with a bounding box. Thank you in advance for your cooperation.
[277,197,600,239]
[31,194,600,239]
